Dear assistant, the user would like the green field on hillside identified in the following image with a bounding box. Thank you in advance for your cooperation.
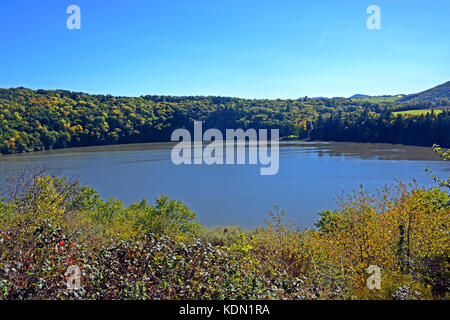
[393,109,445,116]
[351,96,402,103]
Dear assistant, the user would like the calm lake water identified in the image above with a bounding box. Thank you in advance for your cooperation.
[1,141,448,227]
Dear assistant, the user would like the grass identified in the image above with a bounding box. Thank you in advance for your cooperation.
[392,109,444,116]
[351,96,402,103]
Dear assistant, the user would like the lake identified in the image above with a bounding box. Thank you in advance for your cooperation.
[1,141,448,228]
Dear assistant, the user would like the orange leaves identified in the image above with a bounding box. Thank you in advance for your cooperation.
[307,180,449,297]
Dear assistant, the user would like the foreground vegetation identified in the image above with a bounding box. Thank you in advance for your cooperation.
[1,86,449,154]
[0,146,448,300]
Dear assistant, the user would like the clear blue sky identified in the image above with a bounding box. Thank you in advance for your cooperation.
[0,0,448,98]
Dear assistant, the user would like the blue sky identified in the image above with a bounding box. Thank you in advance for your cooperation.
[0,0,448,98]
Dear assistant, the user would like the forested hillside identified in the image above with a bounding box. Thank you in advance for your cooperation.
[0,87,449,154]
[398,81,450,102]
[310,110,449,146]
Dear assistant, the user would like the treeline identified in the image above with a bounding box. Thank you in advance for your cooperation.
[0,87,448,154]
[310,110,450,147]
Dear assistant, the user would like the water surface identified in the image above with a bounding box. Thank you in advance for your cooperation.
[1,141,448,227]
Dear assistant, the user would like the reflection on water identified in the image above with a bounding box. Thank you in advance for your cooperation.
[281,141,443,161]
[0,141,448,227]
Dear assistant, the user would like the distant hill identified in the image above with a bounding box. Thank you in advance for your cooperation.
[349,94,370,98]
[397,81,450,102]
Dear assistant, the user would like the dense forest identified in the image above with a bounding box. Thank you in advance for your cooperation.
[310,110,449,146]
[0,86,449,154]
